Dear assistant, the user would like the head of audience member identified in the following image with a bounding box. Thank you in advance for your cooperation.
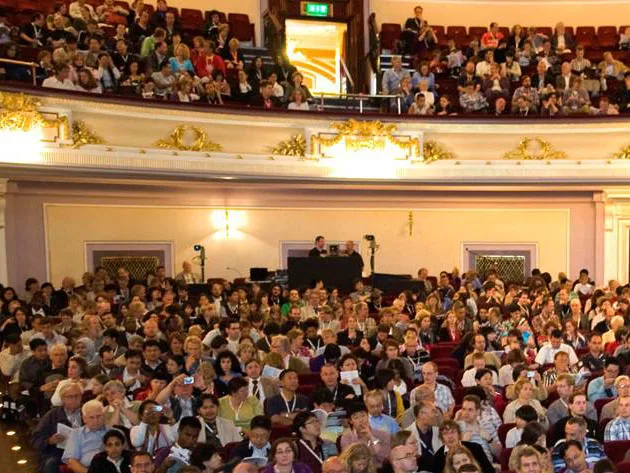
[293,411,321,442]
[414,400,438,430]
[322,457,349,473]
[30,338,49,361]
[390,445,417,473]
[439,420,464,450]
[514,378,535,403]
[565,416,588,443]
[177,416,202,450]
[562,440,587,473]
[130,451,155,473]
[339,443,375,473]
[347,401,371,436]
[248,415,272,449]
[60,382,84,412]
[421,361,438,386]
[82,399,105,430]
[445,446,480,473]
[604,357,621,383]
[510,446,543,473]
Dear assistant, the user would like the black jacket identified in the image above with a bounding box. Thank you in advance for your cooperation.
[87,451,132,473]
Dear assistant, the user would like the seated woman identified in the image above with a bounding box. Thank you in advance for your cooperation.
[411,62,436,91]
[75,68,102,93]
[169,43,195,76]
[103,379,140,429]
[51,356,90,406]
[217,376,263,432]
[96,0,129,24]
[213,350,243,397]
[337,316,364,348]
[284,71,314,104]
[444,445,484,473]
[503,378,547,427]
[262,438,314,473]
[339,442,377,473]
[120,59,145,95]
[439,311,464,342]
[221,37,244,70]
[189,443,224,473]
[288,89,310,111]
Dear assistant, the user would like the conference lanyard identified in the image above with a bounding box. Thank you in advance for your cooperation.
[281,392,297,413]
[300,440,323,464]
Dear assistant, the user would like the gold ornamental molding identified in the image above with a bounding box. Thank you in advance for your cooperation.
[0,91,69,141]
[310,119,420,159]
[421,139,454,164]
[71,120,105,148]
[155,124,223,153]
[270,134,307,158]
[503,137,566,161]
[613,145,630,160]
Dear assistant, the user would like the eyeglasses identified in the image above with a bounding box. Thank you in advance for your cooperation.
[393,452,416,462]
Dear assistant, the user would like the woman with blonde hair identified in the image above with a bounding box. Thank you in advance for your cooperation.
[444,445,482,473]
[169,43,195,75]
[222,37,243,69]
[503,378,547,426]
[237,343,258,371]
[339,443,377,473]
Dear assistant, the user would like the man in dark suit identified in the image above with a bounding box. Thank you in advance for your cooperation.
[32,382,83,473]
[308,235,327,257]
[532,61,555,90]
[250,80,281,109]
[146,41,168,75]
[233,415,272,461]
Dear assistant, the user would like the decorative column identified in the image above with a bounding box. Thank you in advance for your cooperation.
[0,178,8,285]
[593,191,607,285]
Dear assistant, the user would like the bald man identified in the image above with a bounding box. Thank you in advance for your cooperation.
[390,445,418,473]
[175,261,200,285]
[344,241,364,271]
[322,457,349,473]
[233,464,259,473]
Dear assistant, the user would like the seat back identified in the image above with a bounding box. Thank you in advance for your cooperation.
[380,23,402,51]
[575,26,596,46]
[498,422,516,448]
[447,26,468,47]
[598,26,619,48]
[468,26,486,40]
[604,440,630,463]
[536,26,553,38]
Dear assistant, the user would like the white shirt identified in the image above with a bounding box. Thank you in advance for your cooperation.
[461,367,499,387]
[535,342,578,366]
[0,346,30,381]
[42,77,77,90]
[248,377,266,403]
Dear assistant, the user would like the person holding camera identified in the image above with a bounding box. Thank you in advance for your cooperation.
[130,399,178,456]
[155,373,201,422]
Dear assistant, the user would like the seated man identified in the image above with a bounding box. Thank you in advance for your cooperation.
[512,446,544,473]
[534,329,578,367]
[551,417,605,472]
[293,411,338,473]
[154,416,201,473]
[405,400,442,470]
[560,440,594,473]
[551,392,598,444]
[580,333,608,373]
[339,401,390,467]
[270,335,308,372]
[232,415,272,460]
[462,354,499,387]
[312,363,356,408]
[547,374,597,426]
[365,389,400,435]
[33,382,84,473]
[455,394,499,463]
[264,369,310,426]
[464,334,502,369]
[601,375,630,420]
[542,352,576,393]
[382,56,410,95]
[62,400,108,473]
[196,393,241,448]
[155,373,199,422]
[587,357,620,401]
[604,396,630,441]
[409,362,455,418]
[433,420,495,473]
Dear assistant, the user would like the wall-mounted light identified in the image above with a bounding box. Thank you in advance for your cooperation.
[210,209,247,239]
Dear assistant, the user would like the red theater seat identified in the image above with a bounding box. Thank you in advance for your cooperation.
[447,26,468,47]
[228,13,254,43]
[180,8,204,32]
[536,26,553,38]
[498,423,516,448]
[380,23,402,51]
[598,26,619,48]
[205,10,228,24]
[468,26,487,40]
[576,26,596,47]
[604,441,630,463]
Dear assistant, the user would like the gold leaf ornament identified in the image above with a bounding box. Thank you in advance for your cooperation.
[270,134,307,157]
[422,140,454,164]
[503,137,566,160]
[310,119,420,158]
[154,124,223,152]
[71,120,105,148]
[613,145,630,160]
[0,92,47,132]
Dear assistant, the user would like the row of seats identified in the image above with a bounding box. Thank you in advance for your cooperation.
[0,0,256,43]
[380,24,630,51]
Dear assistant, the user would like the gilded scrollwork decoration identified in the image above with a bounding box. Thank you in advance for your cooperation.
[503,137,566,161]
[270,134,307,158]
[154,124,223,152]
[421,140,454,164]
[71,120,105,148]
[310,119,420,159]
[0,91,69,140]
[613,145,630,160]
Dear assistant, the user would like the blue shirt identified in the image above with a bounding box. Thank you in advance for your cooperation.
[369,414,400,435]
[587,376,617,402]
[168,57,195,74]
[62,425,107,467]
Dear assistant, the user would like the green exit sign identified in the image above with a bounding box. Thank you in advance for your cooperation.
[303,2,330,17]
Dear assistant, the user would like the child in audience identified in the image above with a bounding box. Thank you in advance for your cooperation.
[505,405,538,448]
[87,429,132,473]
